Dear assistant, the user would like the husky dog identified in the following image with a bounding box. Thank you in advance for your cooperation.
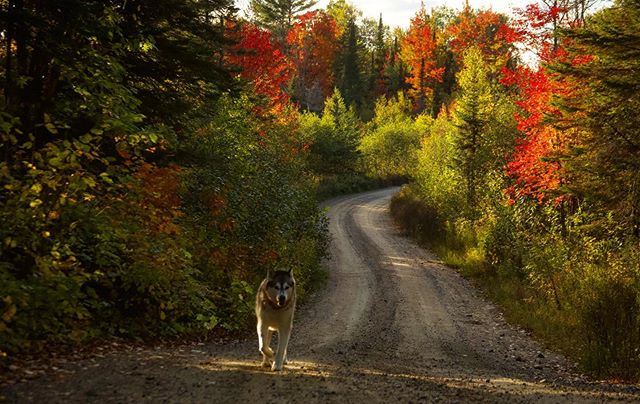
[255,268,296,371]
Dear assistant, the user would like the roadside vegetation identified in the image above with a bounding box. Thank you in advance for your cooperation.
[389,0,640,381]
[0,0,329,358]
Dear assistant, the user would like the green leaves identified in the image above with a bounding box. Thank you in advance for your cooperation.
[360,94,425,179]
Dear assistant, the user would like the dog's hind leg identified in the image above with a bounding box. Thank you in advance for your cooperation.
[258,322,274,367]
[272,325,291,371]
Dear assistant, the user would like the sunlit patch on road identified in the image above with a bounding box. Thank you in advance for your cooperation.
[193,356,640,402]
[195,358,335,378]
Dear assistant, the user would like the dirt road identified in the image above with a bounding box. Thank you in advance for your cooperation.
[4,188,639,402]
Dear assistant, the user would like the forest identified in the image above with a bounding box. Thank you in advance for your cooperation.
[1,0,639,381]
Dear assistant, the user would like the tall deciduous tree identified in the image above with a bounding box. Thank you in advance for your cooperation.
[226,23,295,115]
[287,10,339,112]
[400,4,444,113]
[447,6,515,76]
[326,0,361,35]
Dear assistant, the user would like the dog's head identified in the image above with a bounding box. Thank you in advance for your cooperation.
[265,269,295,308]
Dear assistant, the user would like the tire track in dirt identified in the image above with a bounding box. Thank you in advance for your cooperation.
[3,188,639,403]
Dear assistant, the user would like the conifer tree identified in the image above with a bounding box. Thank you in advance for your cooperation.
[371,14,387,98]
[385,37,407,97]
[249,0,317,43]
[554,0,640,235]
[452,46,493,210]
[309,88,360,174]
[336,17,364,108]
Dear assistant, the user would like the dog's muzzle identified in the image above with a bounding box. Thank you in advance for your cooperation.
[278,295,286,306]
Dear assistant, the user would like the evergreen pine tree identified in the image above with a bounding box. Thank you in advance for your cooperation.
[336,17,363,108]
[385,37,407,97]
[554,0,640,235]
[312,88,360,174]
[249,0,317,43]
[452,46,493,211]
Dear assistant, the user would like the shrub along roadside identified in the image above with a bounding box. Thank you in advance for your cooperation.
[0,0,329,361]
[390,185,640,382]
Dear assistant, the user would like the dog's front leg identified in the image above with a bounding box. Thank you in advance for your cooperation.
[257,321,273,367]
[272,325,291,371]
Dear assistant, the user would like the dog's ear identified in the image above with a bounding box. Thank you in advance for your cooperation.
[287,267,293,275]
[266,268,273,279]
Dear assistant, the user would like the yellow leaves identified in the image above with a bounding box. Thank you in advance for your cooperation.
[44,122,58,134]
[30,183,42,194]
[4,237,17,248]
[83,176,97,188]
[1,296,17,324]
[29,199,42,208]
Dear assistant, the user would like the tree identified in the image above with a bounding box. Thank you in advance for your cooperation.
[326,0,361,35]
[335,17,364,109]
[226,23,295,115]
[447,7,515,77]
[384,35,409,98]
[452,47,494,210]
[121,0,238,127]
[249,0,318,44]
[359,93,426,178]
[509,0,597,62]
[400,4,444,113]
[287,10,339,112]
[302,88,360,175]
[368,14,388,100]
[551,0,640,236]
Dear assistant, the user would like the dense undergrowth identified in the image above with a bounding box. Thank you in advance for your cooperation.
[385,1,640,381]
[391,186,640,381]
[0,1,328,359]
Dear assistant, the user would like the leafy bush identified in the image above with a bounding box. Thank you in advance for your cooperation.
[299,89,361,176]
[414,112,464,220]
[390,186,445,243]
[360,94,429,179]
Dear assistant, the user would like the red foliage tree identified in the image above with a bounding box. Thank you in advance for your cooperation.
[510,2,577,62]
[226,23,295,114]
[400,4,444,113]
[447,7,515,73]
[501,3,590,205]
[287,10,339,110]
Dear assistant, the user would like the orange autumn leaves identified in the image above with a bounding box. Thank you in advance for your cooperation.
[287,11,339,102]
[400,6,443,111]
[226,23,294,115]
[224,3,592,208]
[501,4,590,205]
[400,4,515,112]
[226,10,338,116]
